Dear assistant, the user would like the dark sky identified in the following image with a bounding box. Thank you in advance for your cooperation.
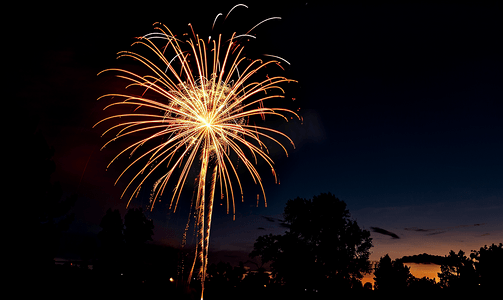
[15,1,502,266]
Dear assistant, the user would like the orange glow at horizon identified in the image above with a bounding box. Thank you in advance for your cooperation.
[361,262,441,288]
[405,262,441,282]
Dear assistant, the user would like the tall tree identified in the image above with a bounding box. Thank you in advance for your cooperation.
[373,254,412,292]
[95,208,124,276]
[250,193,373,292]
[124,207,154,247]
[438,249,478,291]
[123,207,154,282]
[470,243,503,291]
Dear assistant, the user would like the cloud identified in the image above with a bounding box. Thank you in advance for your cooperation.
[404,227,435,232]
[454,223,486,229]
[400,253,446,265]
[404,223,486,236]
[426,231,446,236]
[261,215,290,229]
[262,216,276,223]
[257,227,266,230]
[370,227,400,239]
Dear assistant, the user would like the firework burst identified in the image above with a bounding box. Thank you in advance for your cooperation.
[95,5,299,298]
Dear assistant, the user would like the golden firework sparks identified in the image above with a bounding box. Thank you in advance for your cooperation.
[95,5,299,298]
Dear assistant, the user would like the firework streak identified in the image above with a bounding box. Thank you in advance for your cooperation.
[95,5,298,298]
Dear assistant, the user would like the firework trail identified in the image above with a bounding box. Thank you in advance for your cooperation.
[95,4,299,298]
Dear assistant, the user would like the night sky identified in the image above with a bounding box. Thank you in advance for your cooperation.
[15,1,502,278]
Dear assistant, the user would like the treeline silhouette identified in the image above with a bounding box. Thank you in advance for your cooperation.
[30,206,182,298]
[26,133,502,299]
[247,194,502,298]
[372,243,502,297]
[22,132,183,299]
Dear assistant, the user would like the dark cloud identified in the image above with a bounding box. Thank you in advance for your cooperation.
[405,223,486,235]
[262,216,276,223]
[370,227,400,239]
[404,227,434,232]
[261,216,289,229]
[404,227,446,236]
[454,223,486,229]
[426,231,446,236]
[257,227,266,230]
[400,253,446,265]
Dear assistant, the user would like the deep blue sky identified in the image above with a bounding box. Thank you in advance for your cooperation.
[16,2,502,265]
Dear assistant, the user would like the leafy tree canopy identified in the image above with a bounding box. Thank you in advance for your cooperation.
[373,254,412,292]
[250,193,373,292]
[124,207,154,246]
[470,243,502,290]
[438,249,478,290]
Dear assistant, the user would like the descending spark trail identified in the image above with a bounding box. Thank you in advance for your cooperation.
[95,5,298,299]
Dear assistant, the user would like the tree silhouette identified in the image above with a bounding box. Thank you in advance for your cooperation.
[229,262,246,288]
[123,207,154,283]
[242,266,270,289]
[438,249,478,291]
[124,207,154,246]
[95,207,155,286]
[470,243,503,291]
[95,208,125,277]
[207,261,233,288]
[373,254,412,292]
[250,193,373,293]
[206,261,247,291]
[408,276,441,294]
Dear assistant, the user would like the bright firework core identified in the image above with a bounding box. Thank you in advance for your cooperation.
[169,80,246,155]
[95,6,298,299]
